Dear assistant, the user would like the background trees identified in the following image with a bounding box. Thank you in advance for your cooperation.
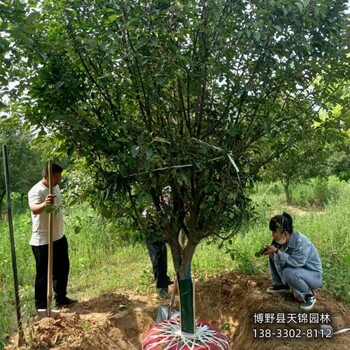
[13,0,350,280]
[259,125,349,205]
[0,0,39,106]
[0,121,43,218]
[1,1,43,217]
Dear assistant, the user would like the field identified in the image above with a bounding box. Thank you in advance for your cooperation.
[1,178,350,349]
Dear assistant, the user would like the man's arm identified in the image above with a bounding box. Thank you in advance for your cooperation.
[30,194,55,214]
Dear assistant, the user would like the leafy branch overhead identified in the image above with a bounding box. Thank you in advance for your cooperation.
[9,0,350,275]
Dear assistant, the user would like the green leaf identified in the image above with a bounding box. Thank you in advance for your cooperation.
[56,81,64,88]
[296,2,303,13]
[106,14,117,25]
[26,11,40,24]
[253,32,261,41]
[44,204,56,213]
[131,145,140,157]
[303,41,311,53]
[10,29,34,44]
[151,137,171,144]
[74,226,82,234]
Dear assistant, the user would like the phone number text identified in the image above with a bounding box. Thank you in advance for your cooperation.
[253,327,332,339]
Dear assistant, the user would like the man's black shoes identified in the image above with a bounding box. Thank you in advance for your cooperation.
[158,288,170,299]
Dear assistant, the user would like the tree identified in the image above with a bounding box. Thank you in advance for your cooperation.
[326,146,350,181]
[13,0,350,333]
[323,106,350,181]
[261,87,350,205]
[0,0,39,106]
[260,140,324,205]
[0,121,43,218]
[259,121,348,204]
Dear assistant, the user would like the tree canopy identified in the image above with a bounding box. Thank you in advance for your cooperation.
[9,0,350,277]
[0,121,43,218]
[0,0,39,105]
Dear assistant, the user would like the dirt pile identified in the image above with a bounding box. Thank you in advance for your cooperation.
[195,272,350,350]
[6,272,350,349]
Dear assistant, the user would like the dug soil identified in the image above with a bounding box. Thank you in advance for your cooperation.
[6,272,350,349]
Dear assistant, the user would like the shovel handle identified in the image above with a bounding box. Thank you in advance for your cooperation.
[167,277,177,319]
[47,160,54,316]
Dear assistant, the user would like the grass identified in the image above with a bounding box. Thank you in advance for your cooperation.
[0,177,350,348]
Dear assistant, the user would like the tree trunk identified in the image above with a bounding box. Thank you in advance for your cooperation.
[169,235,198,334]
[0,191,5,220]
[282,178,291,205]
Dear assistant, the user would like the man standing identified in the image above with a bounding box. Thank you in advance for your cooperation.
[145,237,173,299]
[28,162,77,310]
[144,186,174,299]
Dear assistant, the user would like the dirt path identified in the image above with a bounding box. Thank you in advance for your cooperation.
[6,272,350,349]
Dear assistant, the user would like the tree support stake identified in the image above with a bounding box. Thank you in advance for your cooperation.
[2,145,25,346]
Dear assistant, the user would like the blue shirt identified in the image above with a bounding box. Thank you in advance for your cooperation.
[278,231,323,274]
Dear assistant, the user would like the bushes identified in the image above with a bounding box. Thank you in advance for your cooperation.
[291,177,344,209]
[253,177,345,211]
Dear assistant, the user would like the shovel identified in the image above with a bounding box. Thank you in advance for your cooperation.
[156,278,180,323]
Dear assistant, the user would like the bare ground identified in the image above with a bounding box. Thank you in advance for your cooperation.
[6,272,350,350]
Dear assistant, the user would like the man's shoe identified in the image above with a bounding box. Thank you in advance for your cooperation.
[55,297,78,307]
[300,294,316,311]
[158,288,170,299]
[267,284,290,293]
[37,308,48,318]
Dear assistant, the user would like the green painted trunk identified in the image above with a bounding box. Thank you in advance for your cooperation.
[178,273,195,334]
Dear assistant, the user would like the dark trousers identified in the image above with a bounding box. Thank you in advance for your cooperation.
[31,235,70,309]
[145,239,169,289]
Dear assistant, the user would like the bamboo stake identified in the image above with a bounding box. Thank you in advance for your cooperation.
[2,145,24,346]
[47,160,54,316]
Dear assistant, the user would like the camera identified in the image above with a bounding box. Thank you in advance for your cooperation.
[255,245,270,257]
